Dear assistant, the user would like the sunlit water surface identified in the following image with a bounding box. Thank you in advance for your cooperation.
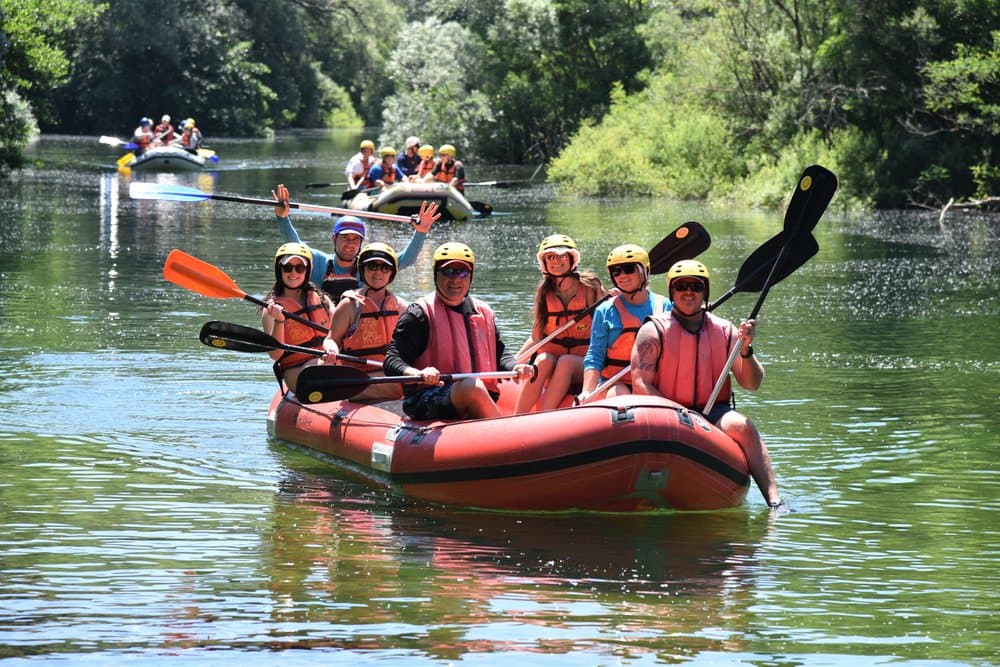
[0,134,996,664]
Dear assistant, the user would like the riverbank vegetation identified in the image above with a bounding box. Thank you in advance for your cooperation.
[1,0,997,209]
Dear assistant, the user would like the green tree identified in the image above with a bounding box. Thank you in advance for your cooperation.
[0,0,104,173]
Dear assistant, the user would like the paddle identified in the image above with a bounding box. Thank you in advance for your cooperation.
[516,221,710,363]
[116,151,135,168]
[129,182,416,224]
[198,320,381,368]
[340,187,364,200]
[708,231,820,311]
[471,200,493,216]
[576,365,631,404]
[100,135,138,150]
[295,365,519,404]
[464,180,527,188]
[702,165,837,414]
[162,249,329,334]
[305,181,350,189]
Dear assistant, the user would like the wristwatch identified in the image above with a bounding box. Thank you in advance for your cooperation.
[740,344,754,358]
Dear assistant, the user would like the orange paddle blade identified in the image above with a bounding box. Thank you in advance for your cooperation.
[163,249,247,299]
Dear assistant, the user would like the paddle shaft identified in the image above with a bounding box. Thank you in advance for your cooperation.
[200,321,380,368]
[352,370,517,387]
[216,192,415,223]
[578,365,631,404]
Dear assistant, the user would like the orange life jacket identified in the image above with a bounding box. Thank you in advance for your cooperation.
[273,293,331,371]
[417,158,437,178]
[379,163,398,186]
[433,158,465,191]
[648,310,736,411]
[359,156,377,189]
[538,289,593,357]
[340,290,404,366]
[601,292,667,380]
[414,293,498,389]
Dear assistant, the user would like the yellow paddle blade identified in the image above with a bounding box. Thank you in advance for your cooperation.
[116,151,135,168]
[196,148,216,159]
[162,249,247,299]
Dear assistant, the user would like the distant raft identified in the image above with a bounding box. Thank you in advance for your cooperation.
[348,181,476,221]
[123,146,216,172]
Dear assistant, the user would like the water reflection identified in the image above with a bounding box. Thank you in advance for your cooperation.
[259,467,772,657]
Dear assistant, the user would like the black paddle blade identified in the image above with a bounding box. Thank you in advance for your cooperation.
[709,232,819,311]
[199,320,276,353]
[296,365,374,404]
[471,201,493,216]
[784,165,838,239]
[649,221,711,274]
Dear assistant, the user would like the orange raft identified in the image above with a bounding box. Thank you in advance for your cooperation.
[267,386,750,512]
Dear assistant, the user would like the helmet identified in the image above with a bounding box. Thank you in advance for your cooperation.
[357,242,399,285]
[606,244,650,271]
[438,143,456,157]
[140,116,152,126]
[161,114,171,123]
[405,136,420,148]
[379,146,397,158]
[274,243,313,283]
[275,242,313,264]
[418,144,434,159]
[666,260,710,298]
[360,139,375,150]
[331,215,367,238]
[185,118,195,128]
[433,242,475,271]
[536,234,580,273]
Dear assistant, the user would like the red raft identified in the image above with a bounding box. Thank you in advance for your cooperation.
[267,383,750,512]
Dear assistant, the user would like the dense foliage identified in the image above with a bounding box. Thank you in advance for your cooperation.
[1,0,997,207]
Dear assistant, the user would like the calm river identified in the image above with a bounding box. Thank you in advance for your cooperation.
[1,133,996,665]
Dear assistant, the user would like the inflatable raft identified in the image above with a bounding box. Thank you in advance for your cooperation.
[348,182,476,221]
[266,387,750,512]
[124,146,214,171]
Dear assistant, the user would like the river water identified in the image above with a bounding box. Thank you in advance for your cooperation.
[1,133,997,665]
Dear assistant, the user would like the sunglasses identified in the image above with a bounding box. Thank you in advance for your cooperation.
[609,264,639,277]
[281,263,307,274]
[439,267,472,279]
[544,252,571,262]
[364,263,393,273]
[672,280,705,293]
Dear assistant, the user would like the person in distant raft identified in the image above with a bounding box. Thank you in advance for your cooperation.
[366,146,406,189]
[321,242,407,402]
[630,259,784,511]
[131,116,154,155]
[412,144,437,180]
[271,183,441,303]
[423,143,466,193]
[262,243,334,394]
[397,136,422,177]
[383,242,535,420]
[345,139,377,191]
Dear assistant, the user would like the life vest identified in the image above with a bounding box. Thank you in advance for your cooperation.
[154,123,174,144]
[433,159,465,191]
[133,128,152,150]
[417,158,437,179]
[339,290,404,366]
[601,292,667,381]
[414,293,498,389]
[538,288,593,357]
[322,259,359,303]
[359,156,377,189]
[648,310,736,411]
[379,164,398,186]
[178,131,195,149]
[273,293,331,371]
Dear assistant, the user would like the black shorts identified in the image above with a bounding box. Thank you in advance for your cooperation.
[402,385,460,420]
